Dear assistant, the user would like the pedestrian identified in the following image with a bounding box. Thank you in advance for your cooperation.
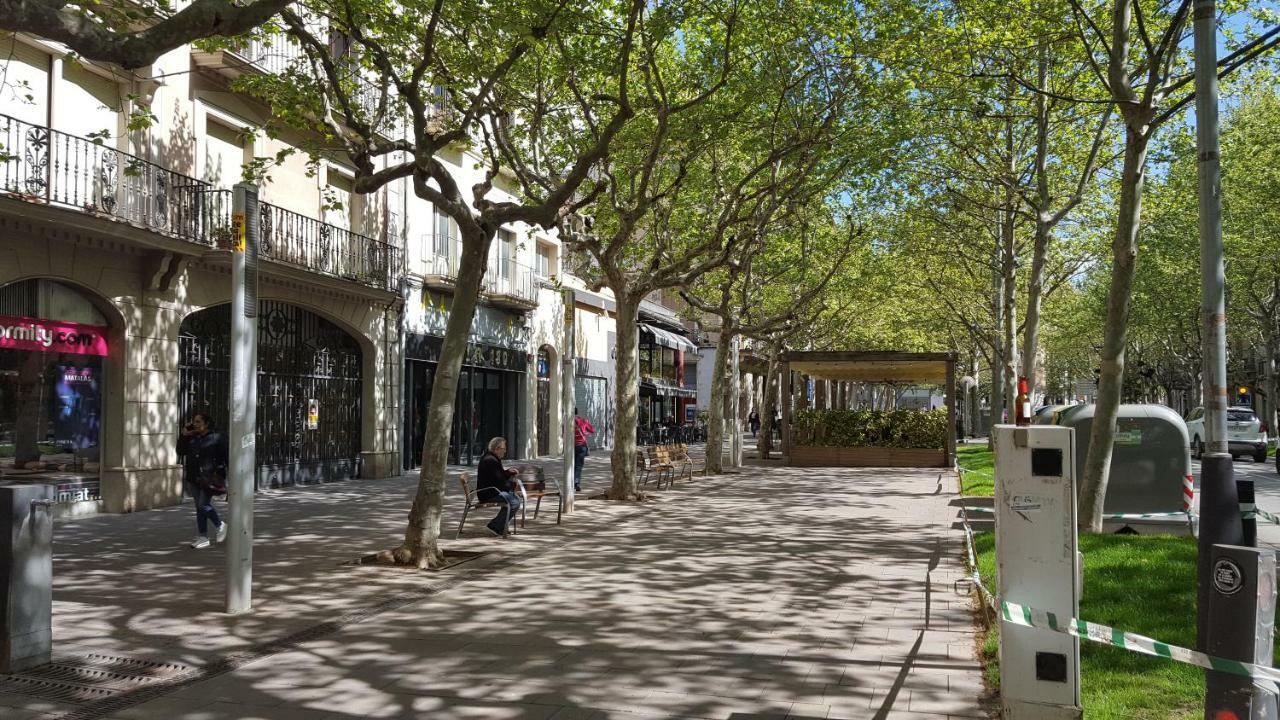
[177,412,228,549]
[573,407,596,492]
[748,409,760,438]
[476,436,522,537]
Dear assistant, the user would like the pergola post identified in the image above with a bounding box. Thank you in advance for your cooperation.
[946,356,957,467]
[781,362,792,457]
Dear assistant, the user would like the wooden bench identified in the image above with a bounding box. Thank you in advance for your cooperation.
[456,467,561,539]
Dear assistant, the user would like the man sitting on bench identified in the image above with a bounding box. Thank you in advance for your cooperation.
[476,436,522,537]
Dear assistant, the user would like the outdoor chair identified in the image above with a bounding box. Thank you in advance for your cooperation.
[671,443,703,480]
[648,445,676,489]
[456,472,517,538]
[511,464,562,527]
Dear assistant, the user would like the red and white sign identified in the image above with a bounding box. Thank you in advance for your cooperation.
[0,314,109,356]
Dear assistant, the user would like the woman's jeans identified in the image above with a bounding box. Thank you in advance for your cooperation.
[194,487,222,535]
[574,444,589,489]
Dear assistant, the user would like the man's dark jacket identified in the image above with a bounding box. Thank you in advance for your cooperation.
[475,451,512,499]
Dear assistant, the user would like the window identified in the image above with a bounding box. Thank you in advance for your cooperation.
[497,229,515,280]
[324,167,355,231]
[536,245,552,278]
[203,119,247,188]
[432,208,452,257]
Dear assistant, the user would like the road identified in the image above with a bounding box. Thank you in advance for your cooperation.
[1192,455,1280,549]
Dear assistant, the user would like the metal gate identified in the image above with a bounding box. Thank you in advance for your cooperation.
[178,301,363,487]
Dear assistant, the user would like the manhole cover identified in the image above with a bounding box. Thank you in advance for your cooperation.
[0,653,193,705]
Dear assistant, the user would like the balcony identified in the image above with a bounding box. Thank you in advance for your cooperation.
[0,112,403,293]
[482,261,538,310]
[206,192,403,293]
[420,235,459,290]
[192,35,306,79]
[0,112,210,244]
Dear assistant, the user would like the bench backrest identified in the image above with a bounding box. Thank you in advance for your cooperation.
[458,472,474,502]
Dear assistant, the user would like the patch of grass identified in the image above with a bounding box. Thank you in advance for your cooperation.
[973,532,1280,719]
[957,444,994,496]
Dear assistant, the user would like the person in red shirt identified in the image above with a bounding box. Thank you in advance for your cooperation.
[573,408,595,492]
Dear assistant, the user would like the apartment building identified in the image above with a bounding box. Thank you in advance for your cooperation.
[0,34,405,514]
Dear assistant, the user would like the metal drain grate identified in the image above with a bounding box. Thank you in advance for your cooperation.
[0,653,193,705]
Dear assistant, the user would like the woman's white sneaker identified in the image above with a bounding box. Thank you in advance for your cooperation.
[190,536,211,549]
[215,522,228,544]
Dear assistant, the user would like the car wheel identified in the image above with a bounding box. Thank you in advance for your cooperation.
[1193,437,1203,460]
[1255,448,1268,463]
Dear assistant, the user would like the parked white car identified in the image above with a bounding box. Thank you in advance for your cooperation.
[1185,406,1268,462]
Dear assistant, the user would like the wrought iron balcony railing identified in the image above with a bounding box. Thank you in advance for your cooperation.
[482,260,537,305]
[229,35,307,75]
[205,191,403,293]
[0,112,211,243]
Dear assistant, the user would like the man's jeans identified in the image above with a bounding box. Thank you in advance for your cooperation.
[194,487,222,535]
[573,444,589,489]
[482,490,523,534]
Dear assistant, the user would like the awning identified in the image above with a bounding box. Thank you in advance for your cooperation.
[640,380,697,398]
[641,323,698,353]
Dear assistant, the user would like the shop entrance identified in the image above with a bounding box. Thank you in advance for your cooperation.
[0,279,109,501]
[536,347,551,456]
[178,301,363,487]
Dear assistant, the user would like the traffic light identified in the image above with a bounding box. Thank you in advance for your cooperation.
[1237,386,1250,406]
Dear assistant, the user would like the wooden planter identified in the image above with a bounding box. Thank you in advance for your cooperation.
[788,445,947,468]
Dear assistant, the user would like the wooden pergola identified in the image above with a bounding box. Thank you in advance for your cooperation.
[780,351,957,468]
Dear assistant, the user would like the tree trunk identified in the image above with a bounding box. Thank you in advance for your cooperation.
[1022,42,1051,403]
[1079,126,1151,532]
[760,354,780,459]
[704,331,732,474]
[1265,330,1279,442]
[608,293,643,499]
[396,224,493,567]
[1002,110,1018,413]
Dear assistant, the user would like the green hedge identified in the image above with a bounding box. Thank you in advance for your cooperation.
[793,408,948,449]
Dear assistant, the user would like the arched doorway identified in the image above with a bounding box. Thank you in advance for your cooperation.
[0,279,110,500]
[536,346,554,456]
[178,301,363,487]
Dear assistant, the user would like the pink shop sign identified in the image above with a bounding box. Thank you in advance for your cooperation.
[0,314,109,356]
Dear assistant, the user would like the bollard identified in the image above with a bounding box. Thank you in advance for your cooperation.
[1239,478,1257,548]
[1,484,54,673]
[993,425,1082,719]
[1199,453,1243,651]
[1204,544,1277,720]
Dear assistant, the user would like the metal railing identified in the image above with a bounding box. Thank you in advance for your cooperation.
[205,191,403,292]
[0,112,211,243]
[482,260,537,304]
[229,35,306,75]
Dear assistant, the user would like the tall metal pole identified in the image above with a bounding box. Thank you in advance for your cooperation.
[1195,0,1227,456]
[561,289,576,513]
[729,336,742,468]
[227,184,259,614]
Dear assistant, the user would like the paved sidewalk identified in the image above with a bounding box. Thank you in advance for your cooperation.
[3,455,992,719]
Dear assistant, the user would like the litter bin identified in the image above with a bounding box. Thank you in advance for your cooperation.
[1,483,54,672]
[1052,404,1194,535]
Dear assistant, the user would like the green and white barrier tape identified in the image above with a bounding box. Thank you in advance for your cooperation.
[1240,503,1280,525]
[1000,599,1280,690]
[957,506,1191,521]
[957,506,1280,691]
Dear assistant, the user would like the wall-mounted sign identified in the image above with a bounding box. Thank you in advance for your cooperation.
[231,212,246,253]
[306,399,320,430]
[0,314,109,356]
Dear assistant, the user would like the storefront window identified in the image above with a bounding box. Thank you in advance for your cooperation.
[0,280,108,489]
